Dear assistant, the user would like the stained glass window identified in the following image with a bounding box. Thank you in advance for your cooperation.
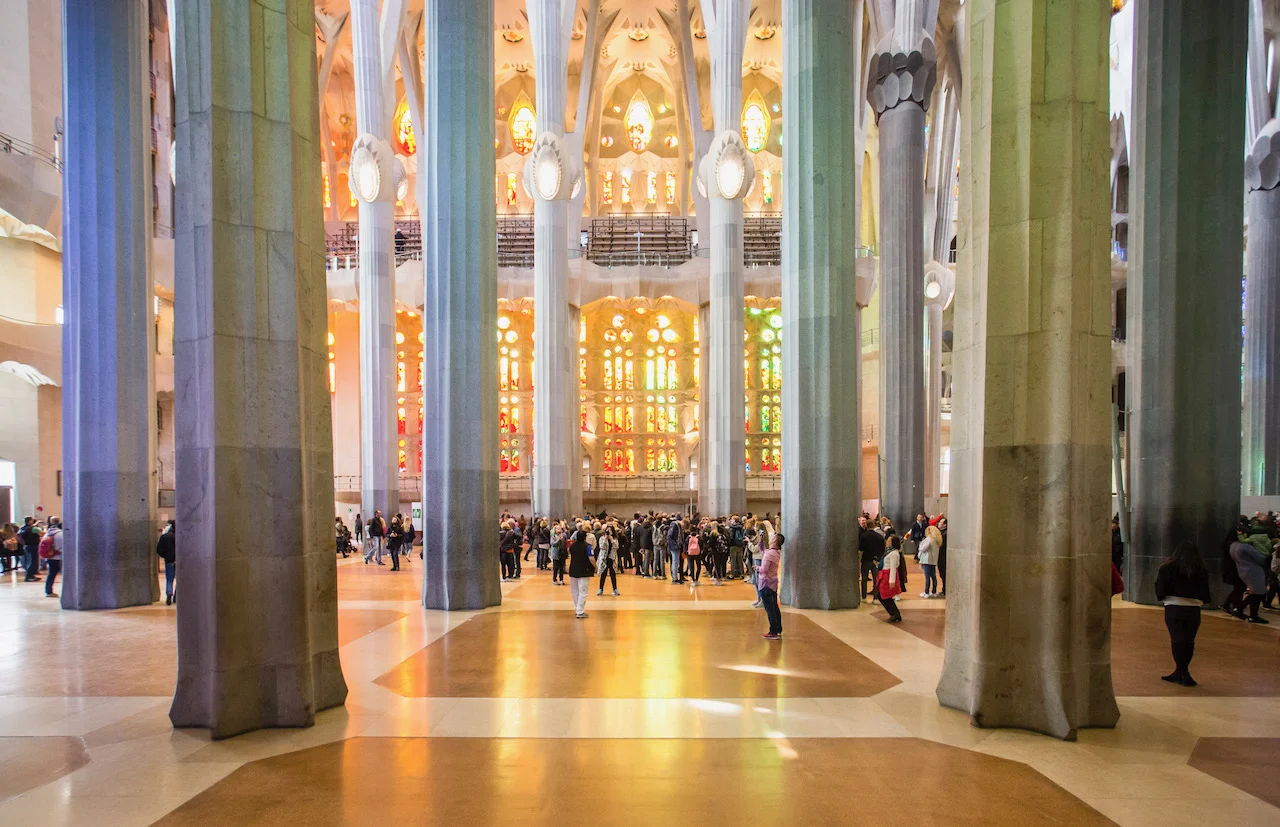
[645,448,656,471]
[580,357,587,387]
[667,405,677,433]
[625,360,635,389]
[398,361,406,392]
[667,359,677,389]
[328,361,336,394]
[665,171,676,205]
[604,358,614,390]
[621,173,631,205]
[510,359,520,389]
[510,102,536,155]
[741,96,770,153]
[393,100,416,155]
[667,449,678,471]
[509,449,520,472]
[646,406,656,432]
[645,359,655,390]
[647,171,658,204]
[624,93,654,152]
[398,406,406,435]
[604,406,614,433]
[323,172,332,209]
[500,356,510,390]
[602,171,614,205]
[399,449,407,474]
[505,172,518,206]
[657,355,667,389]
[762,170,773,204]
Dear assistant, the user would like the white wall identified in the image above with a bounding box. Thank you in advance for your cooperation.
[0,372,41,518]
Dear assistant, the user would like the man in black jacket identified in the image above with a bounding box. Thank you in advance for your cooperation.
[858,516,884,600]
[157,520,177,605]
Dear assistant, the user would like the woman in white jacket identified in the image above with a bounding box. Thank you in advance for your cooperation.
[917,524,943,598]
[879,535,904,622]
[596,524,620,596]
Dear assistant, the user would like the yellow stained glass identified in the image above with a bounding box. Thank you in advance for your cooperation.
[625,93,654,152]
[604,406,615,433]
[625,360,635,389]
[510,98,536,155]
[667,405,676,433]
[511,359,520,389]
[328,362,336,394]
[665,171,676,205]
[397,361,406,392]
[604,358,614,390]
[500,356,510,390]
[393,99,416,155]
[505,172,518,206]
[667,360,676,389]
[621,174,631,204]
[646,406,656,432]
[602,171,614,205]
[762,170,773,204]
[647,171,658,204]
[741,91,771,153]
[646,448,656,471]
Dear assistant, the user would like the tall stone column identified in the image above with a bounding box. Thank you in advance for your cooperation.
[697,303,711,514]
[528,0,577,521]
[60,0,158,609]
[170,0,347,738]
[421,0,501,610]
[936,0,1119,741]
[1127,1,1246,603]
[779,0,861,609]
[867,2,937,528]
[922,262,954,502]
[350,0,397,523]
[703,0,750,517]
[1243,121,1280,499]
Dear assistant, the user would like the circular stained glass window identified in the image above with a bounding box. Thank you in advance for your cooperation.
[612,314,625,328]
[661,329,677,342]
[656,315,671,329]
[505,330,518,343]
[498,316,511,330]
[647,329,660,342]
[762,329,776,343]
[604,330,618,342]
[620,329,634,342]
[769,314,783,329]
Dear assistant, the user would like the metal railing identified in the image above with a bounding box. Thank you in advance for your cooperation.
[0,130,61,173]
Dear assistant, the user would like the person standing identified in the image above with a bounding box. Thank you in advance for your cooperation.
[499,520,519,581]
[758,533,784,640]
[43,517,64,598]
[19,517,42,582]
[1154,541,1212,687]
[156,520,176,604]
[401,517,415,565]
[567,527,595,618]
[668,519,685,584]
[728,517,746,579]
[550,521,568,585]
[858,516,883,600]
[387,515,403,571]
[1230,532,1271,624]
[877,536,905,623]
[936,516,948,597]
[906,513,928,560]
[353,512,363,546]
[596,525,619,596]
[918,525,942,598]
[365,511,386,565]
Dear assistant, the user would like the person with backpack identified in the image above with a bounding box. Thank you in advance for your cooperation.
[650,517,667,580]
[596,524,620,596]
[667,519,685,584]
[685,525,703,584]
[41,517,64,598]
[156,520,176,604]
[19,517,42,582]
[728,518,746,579]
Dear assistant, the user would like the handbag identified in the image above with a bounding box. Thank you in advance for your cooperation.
[876,568,901,600]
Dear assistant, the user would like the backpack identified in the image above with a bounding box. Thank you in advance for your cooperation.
[38,532,56,560]
[686,534,700,556]
[732,526,745,546]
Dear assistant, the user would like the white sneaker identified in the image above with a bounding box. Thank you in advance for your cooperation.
[920,592,929,598]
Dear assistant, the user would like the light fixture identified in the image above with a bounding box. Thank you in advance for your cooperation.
[699,130,755,201]
[535,155,560,200]
[348,133,394,204]
[925,280,942,299]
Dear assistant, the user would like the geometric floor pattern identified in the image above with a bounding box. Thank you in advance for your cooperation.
[0,559,1276,825]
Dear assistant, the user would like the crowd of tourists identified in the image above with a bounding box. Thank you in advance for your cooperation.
[1,516,63,596]
[337,510,418,572]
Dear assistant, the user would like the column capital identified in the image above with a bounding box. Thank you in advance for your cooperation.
[867,34,937,120]
[696,130,756,201]
[523,131,582,201]
[1246,119,1280,191]
[349,134,402,203]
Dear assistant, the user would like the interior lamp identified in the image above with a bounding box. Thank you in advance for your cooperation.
[351,149,381,202]
[536,155,561,200]
[717,156,745,200]
[925,280,942,300]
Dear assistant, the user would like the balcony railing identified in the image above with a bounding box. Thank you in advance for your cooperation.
[0,130,61,173]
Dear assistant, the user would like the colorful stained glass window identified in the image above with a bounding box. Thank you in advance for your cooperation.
[323,172,332,209]
[647,171,658,204]
[510,99,536,155]
[604,358,614,390]
[762,170,773,204]
[665,171,676,205]
[505,172,518,206]
[580,357,587,387]
[510,359,520,389]
[398,450,407,474]
[509,450,520,472]
[625,360,635,390]
[398,361,406,392]
[604,406,614,433]
[645,448,656,471]
[646,406,656,433]
[604,449,614,472]
[667,449,678,471]
[581,405,587,432]
[771,355,781,389]
[398,406,406,435]
[667,405,677,433]
[602,171,614,205]
[741,92,771,153]
[500,356,510,390]
[328,362,336,394]
[625,93,654,152]
[657,355,667,389]
[621,173,631,205]
[393,100,416,155]
[625,448,635,472]
[667,360,677,389]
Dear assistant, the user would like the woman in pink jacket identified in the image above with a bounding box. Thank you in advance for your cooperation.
[758,534,784,640]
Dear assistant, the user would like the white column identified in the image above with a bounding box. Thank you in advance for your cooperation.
[350,0,397,522]
[421,0,501,610]
[704,0,750,517]
[779,0,861,609]
[60,0,158,609]
[922,262,954,502]
[528,0,578,520]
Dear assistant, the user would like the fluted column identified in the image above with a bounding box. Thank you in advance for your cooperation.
[697,303,711,513]
[1244,122,1280,499]
[170,0,347,738]
[60,0,158,610]
[936,0,1118,740]
[421,0,501,610]
[350,0,397,522]
[922,263,954,502]
[867,1,938,529]
[704,0,750,517]
[528,0,577,521]
[1127,1,1247,603]
[779,0,861,609]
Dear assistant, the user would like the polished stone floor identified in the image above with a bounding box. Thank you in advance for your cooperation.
[0,558,1277,825]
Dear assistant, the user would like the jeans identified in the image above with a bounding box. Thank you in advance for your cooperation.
[500,551,516,579]
[552,557,566,583]
[24,546,39,580]
[760,587,782,635]
[598,560,617,592]
[45,559,61,595]
[570,577,590,615]
[687,555,702,581]
[860,560,879,598]
[729,546,744,578]
[1163,604,1201,677]
[671,550,683,582]
[641,549,653,575]
[652,547,665,577]
[364,537,384,564]
[922,563,938,594]
[164,559,176,598]
[537,546,550,569]
[389,545,400,571]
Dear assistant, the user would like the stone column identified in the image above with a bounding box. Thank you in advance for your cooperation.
[350,0,397,523]
[936,0,1119,741]
[779,0,861,609]
[421,0,501,610]
[922,262,954,502]
[867,2,937,529]
[1127,1,1247,603]
[528,0,577,521]
[1243,121,1280,499]
[59,0,158,609]
[697,303,711,514]
[170,0,347,738]
[703,0,750,517]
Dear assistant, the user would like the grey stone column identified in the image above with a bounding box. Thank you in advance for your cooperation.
[779,0,861,610]
[922,262,954,502]
[569,303,583,517]
[528,0,577,521]
[867,6,937,529]
[697,303,711,514]
[60,0,158,610]
[1127,1,1247,604]
[936,0,1119,741]
[703,0,750,517]
[1243,122,1280,498]
[421,0,501,610]
[170,0,347,738]
[350,0,397,522]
